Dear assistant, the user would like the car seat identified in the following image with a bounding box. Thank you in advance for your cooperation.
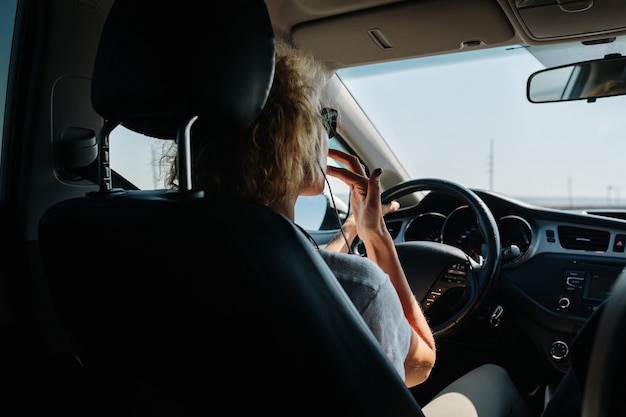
[37,0,426,415]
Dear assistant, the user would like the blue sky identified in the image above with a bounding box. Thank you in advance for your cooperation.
[338,45,626,207]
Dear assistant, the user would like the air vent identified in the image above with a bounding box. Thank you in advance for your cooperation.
[558,226,610,251]
[586,210,626,221]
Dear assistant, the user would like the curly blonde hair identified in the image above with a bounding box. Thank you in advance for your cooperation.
[166,40,329,206]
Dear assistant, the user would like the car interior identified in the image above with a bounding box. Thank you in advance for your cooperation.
[2,0,626,416]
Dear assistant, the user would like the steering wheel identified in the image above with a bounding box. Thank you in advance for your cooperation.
[376,178,502,339]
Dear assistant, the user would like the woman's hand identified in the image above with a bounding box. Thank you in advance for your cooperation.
[326,149,398,243]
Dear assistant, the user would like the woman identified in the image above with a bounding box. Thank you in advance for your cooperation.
[168,39,436,387]
[167,40,534,417]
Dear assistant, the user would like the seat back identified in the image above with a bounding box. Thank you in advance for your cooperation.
[38,1,425,415]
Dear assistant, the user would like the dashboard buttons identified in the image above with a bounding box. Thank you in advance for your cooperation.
[613,233,626,252]
[424,262,468,308]
[564,270,585,289]
[549,340,569,360]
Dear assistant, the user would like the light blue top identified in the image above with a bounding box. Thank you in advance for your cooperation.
[318,249,411,380]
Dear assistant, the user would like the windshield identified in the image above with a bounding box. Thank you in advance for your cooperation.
[337,40,626,209]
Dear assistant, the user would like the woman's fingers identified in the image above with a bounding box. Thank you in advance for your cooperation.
[328,148,366,176]
[326,149,369,193]
[382,200,400,216]
[366,168,383,207]
[327,150,401,215]
[326,165,367,192]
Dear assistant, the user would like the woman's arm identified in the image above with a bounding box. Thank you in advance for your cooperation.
[326,149,436,387]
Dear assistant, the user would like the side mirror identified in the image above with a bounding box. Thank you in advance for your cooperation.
[295,192,349,231]
[527,54,626,103]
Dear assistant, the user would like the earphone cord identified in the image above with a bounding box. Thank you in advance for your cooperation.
[322,167,354,254]
[294,223,319,250]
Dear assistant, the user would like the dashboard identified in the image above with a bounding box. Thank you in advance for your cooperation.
[380,189,626,271]
[371,188,626,372]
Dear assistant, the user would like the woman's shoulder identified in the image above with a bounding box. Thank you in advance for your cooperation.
[318,249,398,320]
[318,249,387,286]
[318,249,380,270]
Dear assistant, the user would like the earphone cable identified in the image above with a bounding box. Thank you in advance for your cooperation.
[322,167,354,254]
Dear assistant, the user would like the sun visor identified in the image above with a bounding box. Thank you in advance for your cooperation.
[292,0,515,70]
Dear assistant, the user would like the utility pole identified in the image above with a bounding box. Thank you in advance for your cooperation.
[489,138,494,191]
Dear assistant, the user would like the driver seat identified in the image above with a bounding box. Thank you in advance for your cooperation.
[37,0,425,415]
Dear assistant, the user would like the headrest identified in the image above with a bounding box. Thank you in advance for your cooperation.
[92,0,275,139]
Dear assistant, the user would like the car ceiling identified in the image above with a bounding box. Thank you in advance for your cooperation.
[265,0,626,72]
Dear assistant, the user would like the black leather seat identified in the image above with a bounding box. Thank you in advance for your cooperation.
[38,0,426,415]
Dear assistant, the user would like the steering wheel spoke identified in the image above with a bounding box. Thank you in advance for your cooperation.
[423,261,469,308]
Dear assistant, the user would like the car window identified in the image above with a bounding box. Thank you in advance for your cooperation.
[110,126,352,231]
[109,126,172,190]
[0,0,18,199]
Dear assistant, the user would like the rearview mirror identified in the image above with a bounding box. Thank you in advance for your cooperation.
[527,54,626,103]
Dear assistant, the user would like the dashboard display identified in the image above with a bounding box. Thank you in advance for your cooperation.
[441,206,485,262]
[585,273,619,301]
[394,199,533,266]
[404,213,446,242]
[499,215,532,265]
